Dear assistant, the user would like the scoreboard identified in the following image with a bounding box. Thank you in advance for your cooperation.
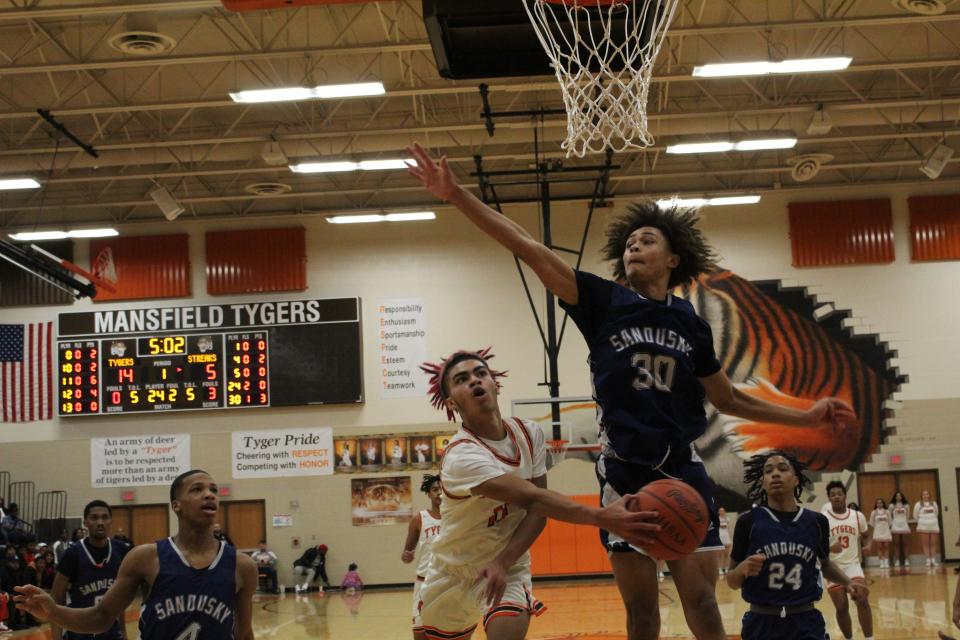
[57,298,362,416]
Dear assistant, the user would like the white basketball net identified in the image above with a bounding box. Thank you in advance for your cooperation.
[523,0,680,157]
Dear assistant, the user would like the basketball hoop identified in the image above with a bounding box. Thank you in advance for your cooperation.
[91,247,119,286]
[523,0,680,157]
[546,439,570,467]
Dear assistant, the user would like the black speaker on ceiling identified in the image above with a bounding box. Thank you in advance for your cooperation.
[422,0,555,79]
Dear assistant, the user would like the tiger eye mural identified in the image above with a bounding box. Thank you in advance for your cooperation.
[552,269,906,511]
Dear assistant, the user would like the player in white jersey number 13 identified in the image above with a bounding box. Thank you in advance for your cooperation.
[416,348,660,640]
[822,481,874,640]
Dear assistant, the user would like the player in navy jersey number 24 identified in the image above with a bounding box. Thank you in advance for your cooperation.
[726,450,868,640]
[50,499,130,640]
[15,470,258,640]
[406,143,856,640]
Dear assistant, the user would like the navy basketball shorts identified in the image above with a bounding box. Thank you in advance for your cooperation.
[741,610,829,640]
[596,446,722,553]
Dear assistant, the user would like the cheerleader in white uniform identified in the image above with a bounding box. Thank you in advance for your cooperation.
[716,506,732,575]
[914,489,941,567]
[890,491,912,568]
[869,498,893,568]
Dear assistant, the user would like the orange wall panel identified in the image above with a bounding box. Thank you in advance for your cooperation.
[206,228,306,295]
[531,494,611,577]
[529,523,553,575]
[788,199,894,267]
[89,235,190,302]
[908,195,960,261]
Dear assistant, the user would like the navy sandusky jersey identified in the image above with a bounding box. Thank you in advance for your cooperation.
[560,270,722,465]
[139,539,236,640]
[742,507,824,607]
[60,539,129,640]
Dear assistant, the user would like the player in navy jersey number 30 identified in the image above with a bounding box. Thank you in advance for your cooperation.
[15,470,258,640]
[727,450,868,640]
[406,142,857,640]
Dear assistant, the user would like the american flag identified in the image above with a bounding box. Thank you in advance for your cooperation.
[0,322,53,422]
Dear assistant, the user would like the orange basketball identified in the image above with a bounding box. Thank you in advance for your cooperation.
[630,479,709,560]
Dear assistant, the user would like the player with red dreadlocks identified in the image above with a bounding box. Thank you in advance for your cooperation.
[415,347,659,640]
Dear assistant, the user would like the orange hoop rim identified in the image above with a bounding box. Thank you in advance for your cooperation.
[546,439,570,452]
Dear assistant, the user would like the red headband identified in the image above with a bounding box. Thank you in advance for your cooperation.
[420,347,507,421]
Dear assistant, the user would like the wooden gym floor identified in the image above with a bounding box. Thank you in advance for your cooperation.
[7,565,958,639]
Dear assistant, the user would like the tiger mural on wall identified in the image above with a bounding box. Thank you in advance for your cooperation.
[555,269,906,511]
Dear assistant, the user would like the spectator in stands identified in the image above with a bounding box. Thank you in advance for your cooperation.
[112,528,133,547]
[213,523,235,546]
[340,562,364,593]
[293,544,330,593]
[33,556,55,590]
[70,528,86,543]
[21,541,37,565]
[1,504,33,544]
[1,553,20,629]
[2,553,38,629]
[0,590,9,633]
[251,540,279,593]
[39,551,56,586]
[52,529,71,566]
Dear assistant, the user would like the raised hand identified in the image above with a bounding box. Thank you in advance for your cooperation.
[405,143,460,202]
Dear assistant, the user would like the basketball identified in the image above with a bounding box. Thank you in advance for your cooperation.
[629,479,710,560]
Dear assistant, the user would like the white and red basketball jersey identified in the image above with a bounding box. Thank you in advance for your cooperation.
[431,418,546,574]
[821,505,868,565]
[415,510,442,579]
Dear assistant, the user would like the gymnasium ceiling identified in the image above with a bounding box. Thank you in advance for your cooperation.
[0,0,959,229]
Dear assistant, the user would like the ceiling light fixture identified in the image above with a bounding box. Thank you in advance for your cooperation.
[230,82,386,104]
[9,228,120,241]
[0,178,41,190]
[657,196,761,208]
[326,211,436,224]
[666,139,797,154]
[290,158,414,174]
[692,57,852,78]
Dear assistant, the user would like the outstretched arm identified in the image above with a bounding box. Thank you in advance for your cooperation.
[15,545,151,634]
[472,473,658,547]
[700,369,856,427]
[406,143,578,305]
